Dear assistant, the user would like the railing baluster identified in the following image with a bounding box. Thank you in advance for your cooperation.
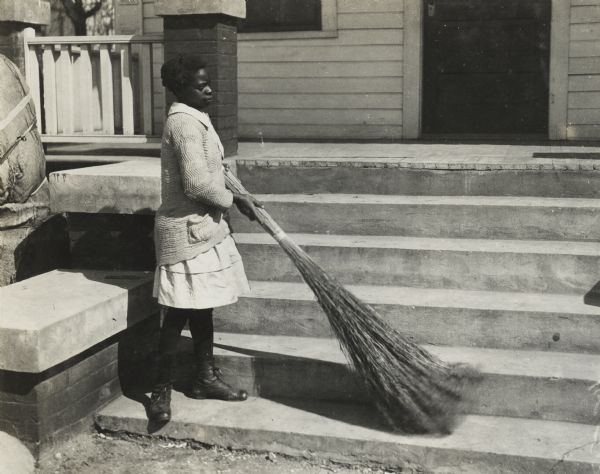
[140,43,153,135]
[120,44,135,135]
[56,44,74,134]
[78,45,94,133]
[99,44,115,134]
[41,45,57,135]
[30,34,162,143]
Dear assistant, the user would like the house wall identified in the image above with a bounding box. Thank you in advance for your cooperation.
[568,0,600,139]
[237,0,404,140]
[124,0,405,141]
[118,0,592,142]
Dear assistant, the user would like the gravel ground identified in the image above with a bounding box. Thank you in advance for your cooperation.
[36,432,406,474]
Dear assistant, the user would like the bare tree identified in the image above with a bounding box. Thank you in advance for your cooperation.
[60,0,104,35]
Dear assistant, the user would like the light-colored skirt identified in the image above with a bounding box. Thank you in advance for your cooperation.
[153,235,251,309]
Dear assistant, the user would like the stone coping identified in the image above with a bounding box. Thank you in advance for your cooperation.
[154,0,245,18]
[47,146,600,214]
[0,0,50,25]
[0,269,158,373]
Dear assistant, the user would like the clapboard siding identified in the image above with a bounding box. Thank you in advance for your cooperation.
[239,108,403,125]
[239,61,403,78]
[237,0,405,140]
[239,45,404,63]
[571,6,600,23]
[338,13,404,29]
[568,2,600,138]
[239,29,403,47]
[239,93,402,110]
[239,124,403,139]
[239,78,403,94]
[337,0,403,13]
[129,0,405,140]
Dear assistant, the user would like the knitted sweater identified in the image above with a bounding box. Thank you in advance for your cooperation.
[154,102,233,266]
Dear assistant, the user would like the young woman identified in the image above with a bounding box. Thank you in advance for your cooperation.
[150,54,261,422]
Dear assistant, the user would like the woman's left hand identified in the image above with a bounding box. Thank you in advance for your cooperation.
[232,193,263,221]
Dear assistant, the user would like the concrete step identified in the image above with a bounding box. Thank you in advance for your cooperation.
[234,233,600,294]
[236,157,600,198]
[230,194,600,241]
[215,281,600,353]
[0,269,158,373]
[187,333,599,425]
[96,394,600,473]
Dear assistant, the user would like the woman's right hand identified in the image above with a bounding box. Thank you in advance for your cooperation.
[232,193,263,221]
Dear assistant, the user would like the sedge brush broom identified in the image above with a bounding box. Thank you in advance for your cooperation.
[224,165,478,434]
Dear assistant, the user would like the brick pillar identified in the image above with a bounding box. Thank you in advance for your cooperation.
[156,1,246,157]
[0,0,50,73]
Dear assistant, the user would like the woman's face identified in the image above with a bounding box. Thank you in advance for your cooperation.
[178,68,213,110]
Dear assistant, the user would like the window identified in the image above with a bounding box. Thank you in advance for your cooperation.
[239,0,322,33]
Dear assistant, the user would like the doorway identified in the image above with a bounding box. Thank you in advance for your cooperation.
[422,0,551,136]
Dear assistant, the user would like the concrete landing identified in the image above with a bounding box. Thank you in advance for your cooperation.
[204,333,599,424]
[216,281,600,353]
[49,161,160,214]
[96,394,600,473]
[234,233,600,294]
[0,269,157,372]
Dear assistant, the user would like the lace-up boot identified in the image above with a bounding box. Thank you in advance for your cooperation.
[189,362,247,401]
[149,383,172,422]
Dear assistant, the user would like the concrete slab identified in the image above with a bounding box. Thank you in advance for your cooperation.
[236,161,600,197]
[49,161,160,214]
[216,281,600,353]
[230,194,600,241]
[0,269,158,372]
[234,233,600,294]
[96,394,600,473]
[200,333,600,423]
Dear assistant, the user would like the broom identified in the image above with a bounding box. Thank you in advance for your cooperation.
[224,165,477,434]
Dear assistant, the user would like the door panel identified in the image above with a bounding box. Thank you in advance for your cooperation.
[422,0,551,135]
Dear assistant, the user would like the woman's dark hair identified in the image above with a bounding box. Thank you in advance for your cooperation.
[160,54,206,95]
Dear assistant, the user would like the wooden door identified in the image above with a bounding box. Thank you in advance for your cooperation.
[422,0,551,135]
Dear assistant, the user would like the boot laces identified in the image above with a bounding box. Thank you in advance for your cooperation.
[151,383,171,401]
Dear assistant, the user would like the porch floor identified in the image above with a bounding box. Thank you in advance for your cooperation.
[45,140,600,166]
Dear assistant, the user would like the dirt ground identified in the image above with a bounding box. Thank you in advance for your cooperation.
[36,432,404,474]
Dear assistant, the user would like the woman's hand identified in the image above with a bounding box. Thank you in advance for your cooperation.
[232,193,263,221]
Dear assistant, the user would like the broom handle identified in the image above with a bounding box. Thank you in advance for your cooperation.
[223,165,289,243]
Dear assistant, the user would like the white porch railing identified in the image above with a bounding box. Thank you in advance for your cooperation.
[23,31,164,143]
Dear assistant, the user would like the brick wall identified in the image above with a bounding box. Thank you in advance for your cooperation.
[0,315,159,458]
[163,15,239,156]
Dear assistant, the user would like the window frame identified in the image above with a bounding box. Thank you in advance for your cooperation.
[238,0,338,41]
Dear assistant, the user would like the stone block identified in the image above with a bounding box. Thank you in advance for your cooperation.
[0,315,159,458]
[0,270,158,373]
[154,0,246,18]
[0,213,70,287]
[0,0,50,25]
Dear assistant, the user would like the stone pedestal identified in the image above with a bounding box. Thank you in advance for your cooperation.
[156,0,245,157]
[0,0,50,72]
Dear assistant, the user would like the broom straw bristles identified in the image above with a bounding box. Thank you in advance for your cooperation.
[225,166,477,434]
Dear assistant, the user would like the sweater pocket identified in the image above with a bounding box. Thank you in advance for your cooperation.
[187,212,221,244]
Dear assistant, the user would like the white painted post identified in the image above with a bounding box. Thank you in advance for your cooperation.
[99,44,115,134]
[23,28,42,131]
[56,44,74,134]
[549,0,571,140]
[140,43,153,135]
[120,44,135,135]
[403,0,423,139]
[41,45,57,135]
[78,45,94,133]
